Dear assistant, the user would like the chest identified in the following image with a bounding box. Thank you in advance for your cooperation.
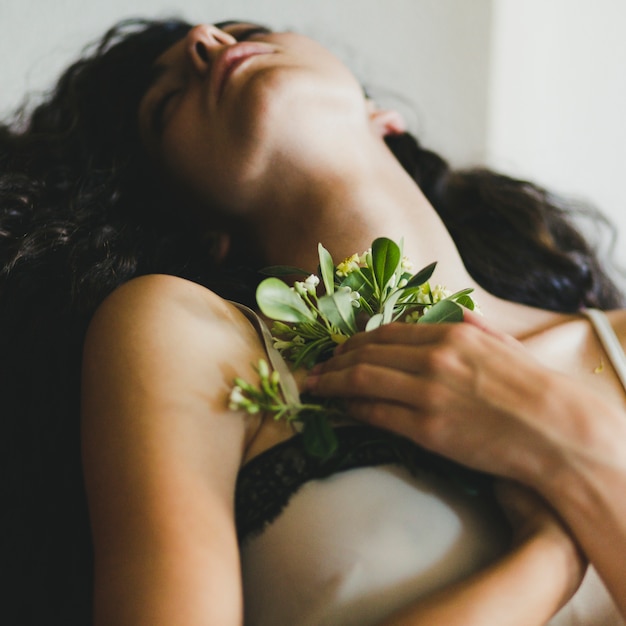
[522,313,626,409]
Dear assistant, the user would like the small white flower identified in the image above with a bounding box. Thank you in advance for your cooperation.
[257,359,270,380]
[401,256,414,272]
[336,253,361,277]
[273,339,294,351]
[405,310,422,324]
[431,284,451,303]
[228,385,246,410]
[416,283,431,304]
[398,278,408,288]
[304,274,320,294]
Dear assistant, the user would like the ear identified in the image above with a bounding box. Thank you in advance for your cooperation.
[367,102,406,137]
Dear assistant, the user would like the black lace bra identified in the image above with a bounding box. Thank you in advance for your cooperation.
[234,425,491,543]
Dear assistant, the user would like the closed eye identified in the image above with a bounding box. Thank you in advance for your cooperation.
[235,26,273,41]
[219,23,273,42]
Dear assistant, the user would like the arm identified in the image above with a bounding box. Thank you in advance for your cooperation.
[380,499,584,626]
[307,319,626,618]
[81,274,266,626]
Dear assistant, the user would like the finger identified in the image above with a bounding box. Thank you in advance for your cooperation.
[341,398,425,441]
[319,343,434,376]
[305,360,436,408]
[336,321,458,355]
[463,310,523,349]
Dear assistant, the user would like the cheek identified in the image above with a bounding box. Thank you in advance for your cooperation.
[159,112,256,213]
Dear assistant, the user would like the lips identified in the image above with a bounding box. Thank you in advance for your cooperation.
[213,42,275,101]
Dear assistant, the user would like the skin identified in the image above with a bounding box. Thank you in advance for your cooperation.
[82,22,599,625]
[308,311,626,618]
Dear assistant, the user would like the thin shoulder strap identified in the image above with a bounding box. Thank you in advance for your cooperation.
[583,308,626,392]
[229,301,301,407]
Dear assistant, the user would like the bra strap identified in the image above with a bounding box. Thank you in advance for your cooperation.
[583,308,626,392]
[229,301,301,408]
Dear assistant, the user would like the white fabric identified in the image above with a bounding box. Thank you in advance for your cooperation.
[241,461,625,626]
[241,464,509,626]
[551,569,624,626]
[239,306,626,625]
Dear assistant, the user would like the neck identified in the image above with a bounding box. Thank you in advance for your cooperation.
[244,132,567,339]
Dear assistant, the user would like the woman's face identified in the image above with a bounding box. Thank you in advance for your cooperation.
[138,22,367,216]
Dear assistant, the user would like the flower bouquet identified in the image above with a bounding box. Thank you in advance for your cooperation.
[230,237,477,459]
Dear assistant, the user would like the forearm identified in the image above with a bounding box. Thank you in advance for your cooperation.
[378,528,583,626]
[538,442,626,617]
[501,380,626,618]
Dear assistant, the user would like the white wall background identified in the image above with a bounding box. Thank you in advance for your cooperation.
[488,0,626,269]
[1,0,625,266]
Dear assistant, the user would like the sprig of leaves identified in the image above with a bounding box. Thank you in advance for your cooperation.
[258,237,475,368]
[229,359,344,460]
[230,238,477,459]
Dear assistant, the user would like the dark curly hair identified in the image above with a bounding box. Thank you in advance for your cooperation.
[0,17,623,626]
[385,132,624,312]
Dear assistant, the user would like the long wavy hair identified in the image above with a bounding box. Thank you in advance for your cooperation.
[0,17,623,626]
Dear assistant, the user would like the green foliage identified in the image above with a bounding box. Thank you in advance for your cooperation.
[231,238,478,460]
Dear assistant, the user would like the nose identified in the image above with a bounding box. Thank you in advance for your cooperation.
[186,24,237,72]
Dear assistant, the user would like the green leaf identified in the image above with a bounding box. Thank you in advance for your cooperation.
[405,261,437,288]
[447,287,474,300]
[455,294,475,310]
[340,270,368,294]
[371,237,401,294]
[358,267,375,292]
[382,289,403,324]
[418,299,464,324]
[259,265,310,277]
[292,337,333,369]
[256,278,317,323]
[317,291,358,335]
[318,243,335,295]
[301,412,338,459]
[365,313,384,331]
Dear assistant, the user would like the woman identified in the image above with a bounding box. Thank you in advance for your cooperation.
[309,287,626,623]
[0,17,619,626]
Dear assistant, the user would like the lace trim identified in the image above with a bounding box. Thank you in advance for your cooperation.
[235,425,491,543]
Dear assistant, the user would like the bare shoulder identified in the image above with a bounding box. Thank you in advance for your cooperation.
[82,272,266,454]
[82,274,255,624]
[88,273,242,335]
[84,273,262,368]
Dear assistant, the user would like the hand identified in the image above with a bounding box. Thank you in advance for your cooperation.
[305,316,568,483]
